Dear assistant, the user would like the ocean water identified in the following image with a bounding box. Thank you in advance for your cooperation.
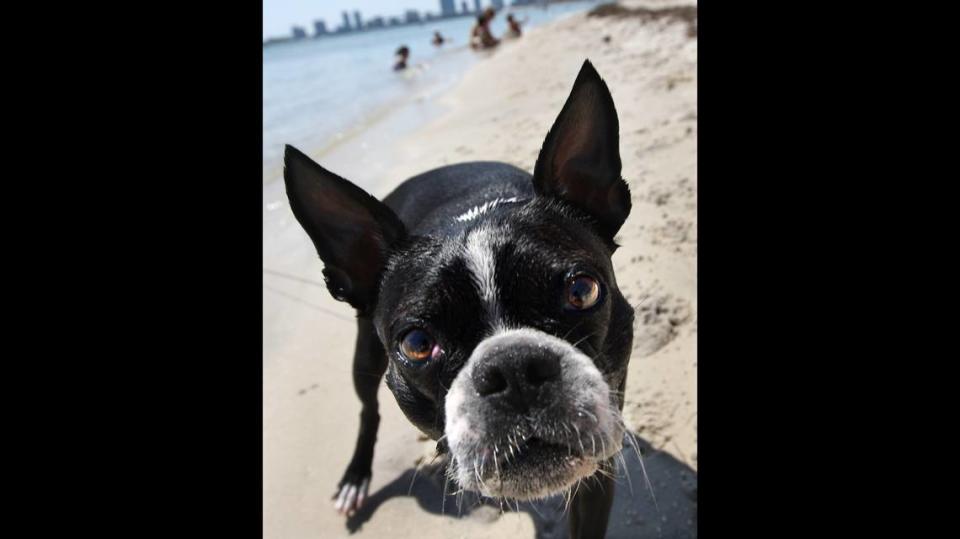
[262,1,598,187]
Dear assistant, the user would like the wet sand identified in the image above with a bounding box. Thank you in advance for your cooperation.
[263,2,697,537]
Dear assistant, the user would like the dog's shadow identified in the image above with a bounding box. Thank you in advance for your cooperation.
[346,434,697,538]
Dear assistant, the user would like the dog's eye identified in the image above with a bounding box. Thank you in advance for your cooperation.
[399,329,437,362]
[565,274,601,310]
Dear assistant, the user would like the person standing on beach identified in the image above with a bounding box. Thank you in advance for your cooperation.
[432,31,446,46]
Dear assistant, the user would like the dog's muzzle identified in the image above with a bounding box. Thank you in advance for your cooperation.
[444,328,624,501]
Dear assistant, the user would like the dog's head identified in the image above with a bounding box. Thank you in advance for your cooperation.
[284,60,633,501]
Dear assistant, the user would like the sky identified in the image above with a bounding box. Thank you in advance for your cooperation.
[264,0,480,40]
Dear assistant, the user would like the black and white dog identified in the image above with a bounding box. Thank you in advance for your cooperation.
[284,60,635,538]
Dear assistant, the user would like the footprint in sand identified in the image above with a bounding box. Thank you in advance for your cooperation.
[644,178,695,208]
[297,383,319,396]
[632,293,693,358]
[650,218,695,249]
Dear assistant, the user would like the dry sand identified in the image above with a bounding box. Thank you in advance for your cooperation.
[264,2,697,537]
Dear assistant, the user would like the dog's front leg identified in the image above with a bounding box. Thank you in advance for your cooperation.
[568,464,616,539]
[333,317,387,515]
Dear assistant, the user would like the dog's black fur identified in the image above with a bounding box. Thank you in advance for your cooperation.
[284,60,634,539]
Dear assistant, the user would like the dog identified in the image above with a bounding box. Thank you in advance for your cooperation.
[284,60,634,538]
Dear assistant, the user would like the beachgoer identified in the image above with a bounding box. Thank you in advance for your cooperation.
[506,14,525,38]
[470,15,484,49]
[393,46,410,71]
[432,31,445,46]
[470,11,499,50]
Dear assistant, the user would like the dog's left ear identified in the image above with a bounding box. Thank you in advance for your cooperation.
[533,60,631,240]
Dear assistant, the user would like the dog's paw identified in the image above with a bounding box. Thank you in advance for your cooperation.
[332,472,370,516]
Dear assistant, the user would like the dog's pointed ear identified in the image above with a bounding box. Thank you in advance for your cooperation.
[283,145,406,313]
[532,60,631,240]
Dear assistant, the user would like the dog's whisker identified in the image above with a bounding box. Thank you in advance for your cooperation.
[572,424,585,455]
[617,451,635,496]
[441,472,450,515]
[562,319,590,341]
[572,330,601,349]
[627,431,661,515]
[408,462,423,495]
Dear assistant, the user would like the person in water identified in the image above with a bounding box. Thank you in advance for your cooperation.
[506,14,526,38]
[470,9,499,50]
[393,46,410,71]
[432,31,445,46]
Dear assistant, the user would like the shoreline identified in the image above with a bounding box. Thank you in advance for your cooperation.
[264,2,697,537]
[261,1,599,193]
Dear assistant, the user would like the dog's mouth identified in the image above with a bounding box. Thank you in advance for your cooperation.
[483,436,581,473]
[493,435,596,480]
[446,406,625,500]
[449,423,622,501]
[502,437,569,464]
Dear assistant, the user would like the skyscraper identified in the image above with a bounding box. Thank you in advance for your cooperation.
[461,1,468,15]
[341,11,351,31]
[313,20,327,36]
[492,0,504,9]
[354,11,363,31]
[291,26,307,40]
[439,0,456,18]
[474,0,482,13]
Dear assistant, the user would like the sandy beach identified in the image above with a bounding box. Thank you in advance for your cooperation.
[263,2,697,537]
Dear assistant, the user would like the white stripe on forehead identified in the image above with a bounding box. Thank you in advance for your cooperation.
[463,226,501,326]
[454,197,520,223]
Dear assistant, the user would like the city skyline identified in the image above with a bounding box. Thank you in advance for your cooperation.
[264,0,476,41]
[268,0,544,44]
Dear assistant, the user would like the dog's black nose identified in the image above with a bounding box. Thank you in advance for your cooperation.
[473,345,562,410]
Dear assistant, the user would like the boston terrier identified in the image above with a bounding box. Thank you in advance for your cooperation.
[284,60,635,538]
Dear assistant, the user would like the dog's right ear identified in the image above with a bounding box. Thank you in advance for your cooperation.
[283,145,406,314]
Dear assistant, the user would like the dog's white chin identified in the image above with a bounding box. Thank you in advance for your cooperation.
[469,455,601,501]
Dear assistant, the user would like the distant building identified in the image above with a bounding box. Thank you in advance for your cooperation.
[354,11,363,31]
[341,11,352,31]
[439,0,456,17]
[405,10,422,24]
[461,1,469,15]
[474,0,482,14]
[291,26,307,40]
[367,16,385,29]
[388,17,401,26]
[492,0,505,9]
[313,20,327,36]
